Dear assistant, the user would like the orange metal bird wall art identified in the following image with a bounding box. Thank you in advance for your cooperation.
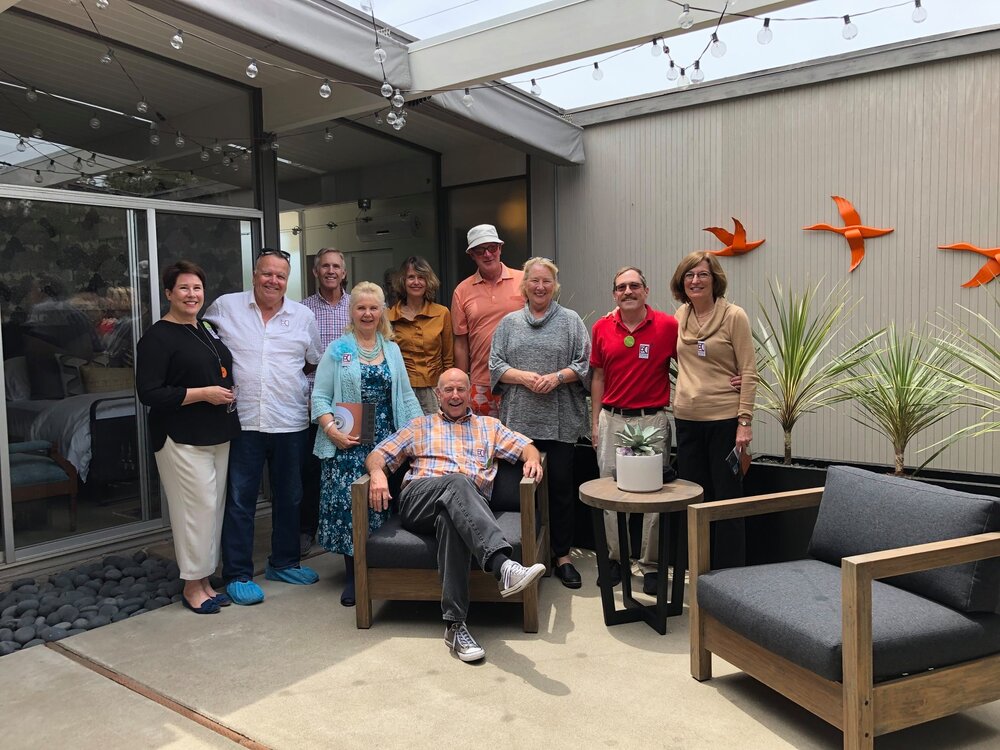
[703,218,765,256]
[803,196,894,272]
[938,242,1000,288]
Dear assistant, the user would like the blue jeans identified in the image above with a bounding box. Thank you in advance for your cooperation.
[221,429,310,581]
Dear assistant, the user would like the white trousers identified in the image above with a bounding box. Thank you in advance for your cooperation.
[596,409,671,574]
[155,437,230,580]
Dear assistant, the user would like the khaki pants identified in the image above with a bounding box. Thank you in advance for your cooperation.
[596,408,671,574]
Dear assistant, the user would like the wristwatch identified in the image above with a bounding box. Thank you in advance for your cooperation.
[738,419,751,427]
[556,372,565,384]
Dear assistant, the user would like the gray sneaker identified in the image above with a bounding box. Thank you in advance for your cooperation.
[499,560,546,598]
[445,622,485,662]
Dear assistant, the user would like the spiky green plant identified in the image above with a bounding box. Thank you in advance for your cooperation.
[614,423,664,456]
[932,293,1000,448]
[843,324,965,476]
[754,280,877,464]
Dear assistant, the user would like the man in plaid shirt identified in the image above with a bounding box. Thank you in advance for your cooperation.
[365,368,546,663]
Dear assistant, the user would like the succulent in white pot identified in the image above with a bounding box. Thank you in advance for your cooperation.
[614,423,665,492]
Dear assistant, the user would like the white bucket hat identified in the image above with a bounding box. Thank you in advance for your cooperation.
[466,224,504,253]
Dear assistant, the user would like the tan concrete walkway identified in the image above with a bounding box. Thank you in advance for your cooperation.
[5,550,1000,749]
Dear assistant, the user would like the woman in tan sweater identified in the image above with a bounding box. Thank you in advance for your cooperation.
[670,251,757,567]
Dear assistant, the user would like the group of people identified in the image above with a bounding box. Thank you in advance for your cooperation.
[134,221,757,663]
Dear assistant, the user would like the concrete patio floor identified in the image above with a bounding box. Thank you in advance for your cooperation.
[5,547,1000,749]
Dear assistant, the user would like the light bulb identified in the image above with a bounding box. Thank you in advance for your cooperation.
[912,1,927,23]
[392,119,404,131]
[391,89,404,108]
[270,139,279,151]
[666,61,679,81]
[25,88,38,102]
[100,48,114,65]
[678,68,690,88]
[324,127,333,142]
[710,33,727,58]
[212,140,222,153]
[757,18,773,45]
[32,127,43,139]
[373,46,387,64]
[374,112,383,125]
[242,149,251,160]
[530,78,541,96]
[174,133,185,147]
[592,62,603,81]
[678,4,694,30]
[842,16,858,40]
[149,127,160,145]
[222,155,232,166]
[232,162,239,172]
[386,111,397,125]
[136,98,149,113]
[89,115,101,129]
[74,157,82,170]
[170,30,184,50]
[47,159,55,173]
[691,61,705,84]
[246,59,258,78]
[650,38,662,57]
[200,148,210,161]
[462,88,474,107]
[34,170,43,184]
[96,0,109,9]
[380,81,393,98]
[16,137,26,152]
[319,79,332,98]
[86,152,97,167]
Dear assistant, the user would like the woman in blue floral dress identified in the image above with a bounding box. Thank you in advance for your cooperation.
[312,282,422,606]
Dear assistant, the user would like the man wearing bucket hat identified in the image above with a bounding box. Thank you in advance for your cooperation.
[451,224,524,417]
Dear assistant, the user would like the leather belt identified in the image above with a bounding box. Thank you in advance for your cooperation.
[602,406,665,417]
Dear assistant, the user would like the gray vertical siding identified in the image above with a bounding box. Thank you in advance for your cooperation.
[552,51,1000,474]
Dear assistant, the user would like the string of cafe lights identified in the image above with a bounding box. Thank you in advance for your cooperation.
[4,0,941,186]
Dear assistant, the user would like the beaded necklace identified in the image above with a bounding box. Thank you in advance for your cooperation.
[357,335,383,363]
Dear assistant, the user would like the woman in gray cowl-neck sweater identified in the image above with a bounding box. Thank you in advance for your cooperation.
[489,257,590,589]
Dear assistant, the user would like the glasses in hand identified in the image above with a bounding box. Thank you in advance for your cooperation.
[227,384,240,413]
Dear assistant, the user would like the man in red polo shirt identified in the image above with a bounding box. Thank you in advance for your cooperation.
[590,266,678,593]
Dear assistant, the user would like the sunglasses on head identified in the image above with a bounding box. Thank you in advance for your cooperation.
[258,248,291,261]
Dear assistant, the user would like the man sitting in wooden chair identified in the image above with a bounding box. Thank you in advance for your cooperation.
[365,368,546,663]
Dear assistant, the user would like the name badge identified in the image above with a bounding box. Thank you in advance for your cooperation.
[697,340,707,357]
[638,343,650,360]
[476,448,487,459]
[201,321,221,340]
[341,353,352,366]
[281,319,290,327]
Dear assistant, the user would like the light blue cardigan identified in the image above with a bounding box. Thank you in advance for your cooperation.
[311,332,422,459]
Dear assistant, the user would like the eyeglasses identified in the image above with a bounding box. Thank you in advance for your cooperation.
[258,248,291,261]
[470,243,502,257]
[684,271,712,281]
[614,282,644,293]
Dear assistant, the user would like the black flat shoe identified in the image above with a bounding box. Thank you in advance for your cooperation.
[340,581,356,607]
[553,562,582,589]
[182,596,221,615]
[596,560,622,588]
[642,572,659,596]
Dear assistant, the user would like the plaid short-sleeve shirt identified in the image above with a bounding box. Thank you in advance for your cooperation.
[373,409,529,499]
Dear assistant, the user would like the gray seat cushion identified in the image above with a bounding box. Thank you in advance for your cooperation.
[698,559,1000,682]
[808,465,1000,613]
[367,510,522,569]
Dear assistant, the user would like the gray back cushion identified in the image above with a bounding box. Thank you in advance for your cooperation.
[808,465,1000,613]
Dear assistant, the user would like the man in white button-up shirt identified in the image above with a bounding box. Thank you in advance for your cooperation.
[204,250,322,605]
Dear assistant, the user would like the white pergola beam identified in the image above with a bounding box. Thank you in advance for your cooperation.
[408,0,809,93]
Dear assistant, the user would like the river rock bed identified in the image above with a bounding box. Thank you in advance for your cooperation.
[0,551,183,657]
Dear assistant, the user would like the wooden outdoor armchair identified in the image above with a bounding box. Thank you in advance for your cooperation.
[688,465,1000,750]
[351,456,549,633]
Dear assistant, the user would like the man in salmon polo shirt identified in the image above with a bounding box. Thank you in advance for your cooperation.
[590,266,678,595]
[451,224,524,417]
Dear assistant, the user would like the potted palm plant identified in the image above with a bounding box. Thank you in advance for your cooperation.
[843,324,966,476]
[614,423,664,492]
[754,280,877,464]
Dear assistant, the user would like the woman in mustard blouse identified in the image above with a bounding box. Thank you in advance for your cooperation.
[387,256,454,414]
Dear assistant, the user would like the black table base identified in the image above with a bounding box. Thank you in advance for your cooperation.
[590,508,686,635]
